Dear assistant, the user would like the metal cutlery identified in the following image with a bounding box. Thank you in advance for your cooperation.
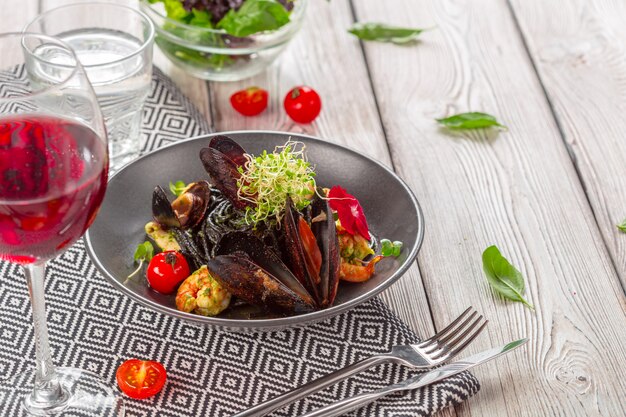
[233,307,487,417]
[301,338,529,417]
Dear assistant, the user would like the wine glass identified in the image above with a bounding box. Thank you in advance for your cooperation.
[0,33,123,415]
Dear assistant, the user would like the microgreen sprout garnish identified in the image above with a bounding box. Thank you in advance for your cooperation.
[169,180,187,196]
[125,241,155,282]
[381,239,403,257]
[237,140,316,225]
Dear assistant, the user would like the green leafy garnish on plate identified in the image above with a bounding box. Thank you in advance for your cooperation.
[482,245,534,310]
[218,0,291,37]
[237,141,316,225]
[348,22,425,44]
[437,112,505,130]
[169,180,187,196]
[126,241,155,281]
[380,239,403,257]
[617,218,626,233]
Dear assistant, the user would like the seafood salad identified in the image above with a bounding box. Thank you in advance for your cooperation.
[133,135,402,317]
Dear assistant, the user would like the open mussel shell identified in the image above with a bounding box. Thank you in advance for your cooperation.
[152,184,210,268]
[214,232,316,308]
[209,135,248,167]
[207,251,317,314]
[199,146,251,210]
[171,181,211,229]
[152,182,211,230]
[311,189,340,307]
[282,197,322,305]
[152,185,181,229]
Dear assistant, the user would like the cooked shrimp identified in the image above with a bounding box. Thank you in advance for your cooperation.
[176,266,231,316]
[339,255,383,283]
[337,227,374,260]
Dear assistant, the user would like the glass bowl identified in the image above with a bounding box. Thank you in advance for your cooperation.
[140,0,307,81]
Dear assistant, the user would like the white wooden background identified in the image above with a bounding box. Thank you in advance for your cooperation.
[8,0,626,416]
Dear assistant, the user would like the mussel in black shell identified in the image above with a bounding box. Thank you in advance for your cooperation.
[199,136,252,210]
[207,232,317,314]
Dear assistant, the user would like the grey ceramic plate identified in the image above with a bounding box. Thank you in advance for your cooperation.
[85,131,424,331]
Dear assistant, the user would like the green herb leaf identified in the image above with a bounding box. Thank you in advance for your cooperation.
[348,23,425,44]
[127,242,155,281]
[392,240,403,257]
[169,180,187,196]
[482,245,533,310]
[163,0,190,21]
[617,219,626,233]
[380,239,403,257]
[436,112,505,130]
[133,241,154,262]
[188,8,213,26]
[218,0,291,37]
[381,239,393,256]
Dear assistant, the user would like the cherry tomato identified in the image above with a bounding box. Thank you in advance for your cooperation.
[284,86,321,123]
[116,359,167,399]
[146,251,190,294]
[230,87,268,116]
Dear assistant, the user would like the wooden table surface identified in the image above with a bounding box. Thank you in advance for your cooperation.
[9,1,626,416]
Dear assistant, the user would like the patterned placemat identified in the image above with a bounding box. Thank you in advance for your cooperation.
[0,67,479,416]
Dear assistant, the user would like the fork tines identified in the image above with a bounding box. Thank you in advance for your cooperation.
[416,307,487,363]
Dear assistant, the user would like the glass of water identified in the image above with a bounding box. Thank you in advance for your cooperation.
[26,2,155,170]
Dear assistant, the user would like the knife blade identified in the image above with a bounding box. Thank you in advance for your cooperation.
[300,338,528,417]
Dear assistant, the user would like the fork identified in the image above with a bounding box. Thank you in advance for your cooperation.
[232,306,487,417]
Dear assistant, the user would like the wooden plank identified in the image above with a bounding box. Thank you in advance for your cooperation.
[0,0,38,64]
[352,0,626,416]
[3,0,38,31]
[507,0,626,287]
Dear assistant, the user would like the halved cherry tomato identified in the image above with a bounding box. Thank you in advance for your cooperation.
[230,87,268,116]
[284,86,321,123]
[146,251,190,294]
[116,359,167,399]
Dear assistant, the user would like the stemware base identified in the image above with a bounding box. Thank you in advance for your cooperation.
[0,367,124,416]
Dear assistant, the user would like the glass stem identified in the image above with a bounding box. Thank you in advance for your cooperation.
[24,263,64,405]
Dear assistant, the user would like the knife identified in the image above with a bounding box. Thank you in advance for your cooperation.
[300,338,528,417]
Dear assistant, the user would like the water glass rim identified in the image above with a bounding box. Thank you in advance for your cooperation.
[0,32,83,104]
[23,2,155,70]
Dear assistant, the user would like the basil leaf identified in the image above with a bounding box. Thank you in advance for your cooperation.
[217,0,291,37]
[169,180,187,196]
[618,219,626,233]
[133,241,154,262]
[348,23,424,44]
[482,245,534,310]
[437,112,505,130]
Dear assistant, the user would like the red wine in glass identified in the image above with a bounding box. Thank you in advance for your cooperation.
[0,114,108,264]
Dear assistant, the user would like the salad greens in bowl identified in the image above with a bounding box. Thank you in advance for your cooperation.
[141,0,306,81]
